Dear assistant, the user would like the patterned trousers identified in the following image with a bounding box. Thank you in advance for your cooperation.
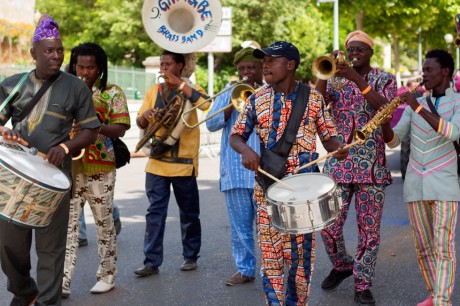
[321,183,385,291]
[257,188,315,306]
[408,200,458,306]
[63,171,117,290]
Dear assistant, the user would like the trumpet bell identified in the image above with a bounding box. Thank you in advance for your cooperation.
[454,36,460,46]
[230,84,255,112]
[312,56,336,80]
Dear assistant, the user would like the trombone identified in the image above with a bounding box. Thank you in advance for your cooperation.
[181,77,258,129]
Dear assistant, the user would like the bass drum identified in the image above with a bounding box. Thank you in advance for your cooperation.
[142,0,222,53]
[266,173,341,234]
[0,137,70,228]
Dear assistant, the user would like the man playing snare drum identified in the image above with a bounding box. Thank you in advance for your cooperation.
[230,41,348,305]
[0,15,100,305]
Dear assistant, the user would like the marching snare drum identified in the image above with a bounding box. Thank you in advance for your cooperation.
[266,173,341,234]
[0,136,70,228]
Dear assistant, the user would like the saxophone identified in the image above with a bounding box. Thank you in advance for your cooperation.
[353,80,423,142]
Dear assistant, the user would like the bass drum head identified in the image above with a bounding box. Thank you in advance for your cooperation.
[0,139,70,191]
[267,173,336,204]
[142,0,222,53]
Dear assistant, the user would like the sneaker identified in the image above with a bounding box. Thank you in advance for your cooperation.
[114,216,122,236]
[78,238,88,247]
[225,272,255,286]
[61,288,71,298]
[90,280,115,294]
[417,297,433,306]
[354,289,376,306]
[321,269,353,290]
[134,265,159,277]
[180,259,197,271]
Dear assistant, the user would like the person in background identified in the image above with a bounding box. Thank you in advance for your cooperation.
[78,203,122,247]
[316,30,397,306]
[134,50,210,276]
[382,49,460,306]
[62,42,130,296]
[205,47,262,286]
[0,15,100,305]
[230,41,348,305]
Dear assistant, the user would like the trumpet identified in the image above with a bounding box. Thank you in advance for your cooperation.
[353,80,423,141]
[181,77,260,129]
[312,53,356,90]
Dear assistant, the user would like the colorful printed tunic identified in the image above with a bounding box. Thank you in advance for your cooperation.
[322,68,397,185]
[77,82,131,174]
[232,82,338,187]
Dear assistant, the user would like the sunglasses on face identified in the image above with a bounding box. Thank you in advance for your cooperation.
[346,47,370,53]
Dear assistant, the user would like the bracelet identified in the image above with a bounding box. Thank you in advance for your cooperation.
[98,125,103,135]
[178,81,186,91]
[361,85,371,95]
[59,143,70,155]
[415,105,424,114]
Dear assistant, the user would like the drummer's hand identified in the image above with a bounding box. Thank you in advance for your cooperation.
[1,127,29,146]
[241,146,260,171]
[332,144,349,161]
[46,145,66,166]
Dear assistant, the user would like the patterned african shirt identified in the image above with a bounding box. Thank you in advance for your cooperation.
[231,82,338,177]
[323,68,397,184]
[77,81,130,174]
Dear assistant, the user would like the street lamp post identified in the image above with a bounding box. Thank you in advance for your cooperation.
[445,33,454,54]
[317,0,339,51]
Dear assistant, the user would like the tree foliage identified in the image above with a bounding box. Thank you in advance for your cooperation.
[36,0,460,91]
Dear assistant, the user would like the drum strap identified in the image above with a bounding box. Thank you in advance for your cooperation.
[262,83,311,158]
[0,73,29,113]
[256,84,311,193]
[18,71,61,122]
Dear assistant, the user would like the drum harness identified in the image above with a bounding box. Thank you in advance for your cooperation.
[256,83,311,194]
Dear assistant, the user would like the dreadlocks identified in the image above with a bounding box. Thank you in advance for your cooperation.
[69,42,108,91]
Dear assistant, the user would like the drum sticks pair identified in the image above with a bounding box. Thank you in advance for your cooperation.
[259,139,363,191]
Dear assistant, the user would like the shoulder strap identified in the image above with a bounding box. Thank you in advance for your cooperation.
[0,73,29,113]
[425,95,438,116]
[271,83,311,157]
[426,95,460,154]
[19,71,61,122]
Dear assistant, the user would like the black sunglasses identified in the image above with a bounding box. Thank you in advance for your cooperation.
[346,47,370,53]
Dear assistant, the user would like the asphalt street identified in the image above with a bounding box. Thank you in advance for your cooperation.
[0,145,459,306]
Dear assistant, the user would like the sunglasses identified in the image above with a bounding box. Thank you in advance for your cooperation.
[346,47,370,53]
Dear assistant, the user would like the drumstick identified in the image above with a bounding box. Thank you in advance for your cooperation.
[257,167,295,191]
[295,139,363,173]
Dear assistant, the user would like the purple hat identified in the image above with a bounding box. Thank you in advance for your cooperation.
[33,15,61,43]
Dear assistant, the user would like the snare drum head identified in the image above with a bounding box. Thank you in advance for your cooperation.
[267,173,335,203]
[0,138,70,191]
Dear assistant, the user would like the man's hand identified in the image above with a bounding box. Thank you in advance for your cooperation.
[241,146,260,171]
[331,144,349,161]
[45,145,67,166]
[1,127,29,146]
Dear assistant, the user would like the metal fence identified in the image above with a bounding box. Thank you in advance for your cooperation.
[0,64,156,100]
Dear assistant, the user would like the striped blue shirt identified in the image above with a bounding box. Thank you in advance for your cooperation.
[206,85,260,192]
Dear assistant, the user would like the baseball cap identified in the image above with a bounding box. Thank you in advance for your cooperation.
[253,41,300,68]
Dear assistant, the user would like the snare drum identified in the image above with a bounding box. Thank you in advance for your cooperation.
[266,173,341,234]
[0,136,70,228]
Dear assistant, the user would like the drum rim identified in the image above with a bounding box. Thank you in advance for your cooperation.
[266,173,337,206]
[0,159,70,192]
